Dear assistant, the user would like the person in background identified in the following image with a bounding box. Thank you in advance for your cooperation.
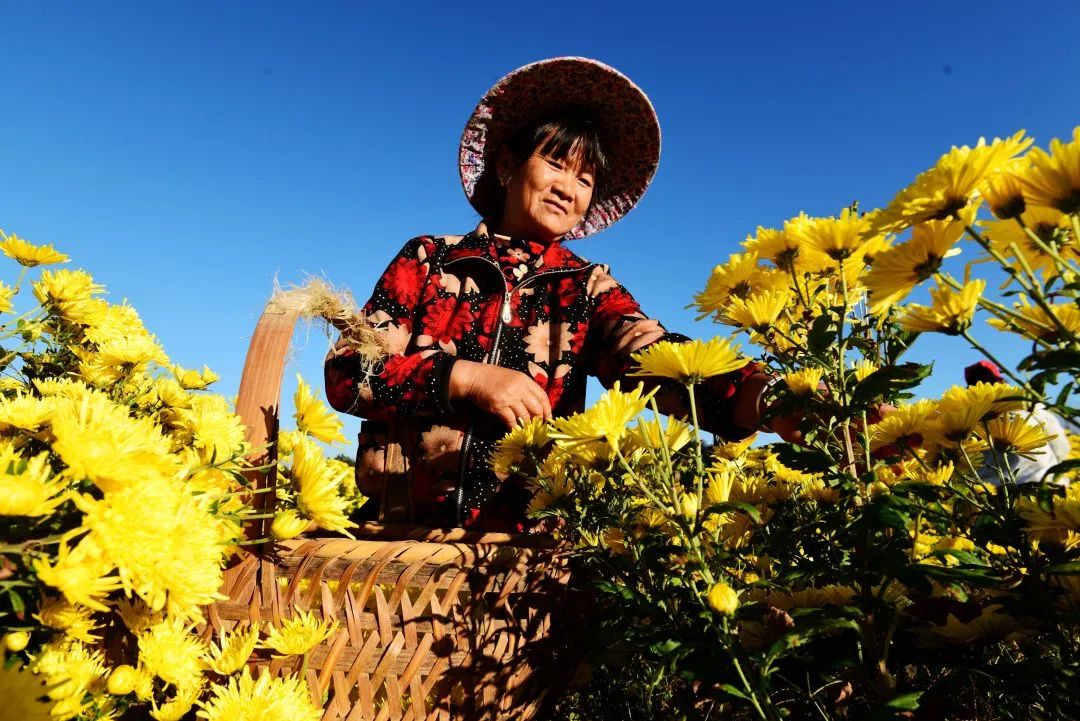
[966,360,1072,486]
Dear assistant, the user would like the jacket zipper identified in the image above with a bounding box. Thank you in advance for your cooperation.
[447,255,596,525]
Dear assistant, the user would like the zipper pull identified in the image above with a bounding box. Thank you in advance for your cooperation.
[501,292,512,323]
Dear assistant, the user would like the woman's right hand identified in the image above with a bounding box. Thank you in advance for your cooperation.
[449,359,553,429]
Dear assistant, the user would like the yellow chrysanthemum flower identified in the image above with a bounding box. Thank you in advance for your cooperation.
[920,605,1024,646]
[742,219,830,274]
[898,278,984,334]
[74,474,231,621]
[692,253,788,319]
[1018,125,1080,213]
[32,269,105,324]
[0,281,14,314]
[138,617,207,689]
[35,597,101,644]
[151,682,204,721]
[207,625,260,675]
[0,446,68,517]
[988,295,1080,341]
[32,535,120,612]
[864,217,967,314]
[196,668,322,721]
[551,382,655,450]
[527,474,575,515]
[869,399,939,452]
[630,338,748,385]
[270,508,310,540]
[107,664,139,696]
[712,435,756,461]
[51,390,178,492]
[788,208,882,262]
[871,131,1032,235]
[165,393,247,465]
[782,367,824,396]
[630,415,694,454]
[172,364,220,391]
[980,157,1028,219]
[0,231,69,267]
[491,416,551,478]
[293,373,346,445]
[28,638,106,714]
[0,393,56,433]
[931,382,1026,446]
[1018,484,1080,545]
[979,413,1056,455]
[721,289,792,333]
[114,597,164,634]
[981,206,1075,277]
[262,609,337,657]
[291,435,356,535]
[850,359,879,382]
[706,581,739,615]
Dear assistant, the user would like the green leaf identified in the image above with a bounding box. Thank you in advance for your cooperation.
[807,314,836,353]
[771,443,834,474]
[885,692,922,710]
[1019,348,1080,372]
[850,362,933,406]
[916,563,1002,587]
[1044,459,1080,477]
[1044,561,1080,575]
[719,684,750,701]
[701,501,762,523]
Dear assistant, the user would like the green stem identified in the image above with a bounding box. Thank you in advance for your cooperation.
[686,381,706,521]
[723,616,776,721]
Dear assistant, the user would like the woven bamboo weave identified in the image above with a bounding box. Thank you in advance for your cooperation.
[206,304,576,720]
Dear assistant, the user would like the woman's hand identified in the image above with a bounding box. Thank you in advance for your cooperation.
[449,359,553,429]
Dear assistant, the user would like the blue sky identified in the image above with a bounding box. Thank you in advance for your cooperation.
[2,1,1079,444]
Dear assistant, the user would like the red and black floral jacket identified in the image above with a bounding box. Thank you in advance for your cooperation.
[325,224,755,531]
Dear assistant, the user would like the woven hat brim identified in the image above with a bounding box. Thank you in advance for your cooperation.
[459,57,661,240]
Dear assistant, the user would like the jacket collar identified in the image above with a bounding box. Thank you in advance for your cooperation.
[443,222,594,277]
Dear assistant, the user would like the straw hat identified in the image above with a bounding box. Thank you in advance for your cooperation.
[459,57,661,239]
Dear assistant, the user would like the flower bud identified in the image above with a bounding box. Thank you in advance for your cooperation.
[107,665,138,695]
[3,631,29,652]
[707,582,739,616]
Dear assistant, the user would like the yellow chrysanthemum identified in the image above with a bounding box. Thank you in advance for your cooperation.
[978,413,1056,455]
[869,399,939,452]
[0,281,14,314]
[0,393,56,433]
[0,446,68,517]
[898,278,984,334]
[782,367,824,396]
[28,638,106,715]
[32,535,120,612]
[207,625,260,675]
[491,416,551,478]
[706,582,739,615]
[864,217,967,314]
[742,219,830,274]
[988,295,1080,341]
[32,269,105,324]
[0,231,69,267]
[138,617,207,689]
[196,668,322,721]
[173,364,220,391]
[261,609,337,657]
[35,597,101,644]
[1019,125,1080,213]
[51,390,178,492]
[164,394,247,465]
[692,253,788,319]
[551,382,655,449]
[931,382,1026,446]
[630,338,748,385]
[527,473,575,514]
[294,373,346,445]
[720,289,793,333]
[744,584,856,611]
[81,300,151,347]
[981,206,1075,277]
[871,131,1032,235]
[74,474,231,621]
[921,605,1024,646]
[712,435,755,462]
[788,208,882,262]
[95,334,169,370]
[630,415,694,454]
[1018,484,1080,544]
[980,157,1028,219]
[270,509,310,540]
[291,435,356,535]
[151,682,204,721]
[114,597,164,634]
[850,360,879,382]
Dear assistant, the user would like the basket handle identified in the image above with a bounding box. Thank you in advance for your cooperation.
[235,305,301,544]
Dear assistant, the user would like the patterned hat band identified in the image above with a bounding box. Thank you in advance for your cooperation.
[459,57,661,240]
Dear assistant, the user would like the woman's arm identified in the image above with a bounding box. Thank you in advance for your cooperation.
[324,236,458,421]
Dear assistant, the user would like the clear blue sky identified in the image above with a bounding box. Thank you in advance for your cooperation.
[3,1,1079,443]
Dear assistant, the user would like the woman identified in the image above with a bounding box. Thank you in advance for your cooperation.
[325,57,780,530]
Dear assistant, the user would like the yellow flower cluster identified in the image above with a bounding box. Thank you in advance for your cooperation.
[0,232,331,721]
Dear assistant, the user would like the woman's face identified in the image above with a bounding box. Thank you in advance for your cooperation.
[497,146,595,243]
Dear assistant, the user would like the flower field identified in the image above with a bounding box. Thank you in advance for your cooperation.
[2,125,1080,721]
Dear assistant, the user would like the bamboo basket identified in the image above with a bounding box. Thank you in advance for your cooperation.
[205,304,577,720]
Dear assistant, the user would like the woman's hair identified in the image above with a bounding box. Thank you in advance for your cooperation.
[503,105,609,194]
